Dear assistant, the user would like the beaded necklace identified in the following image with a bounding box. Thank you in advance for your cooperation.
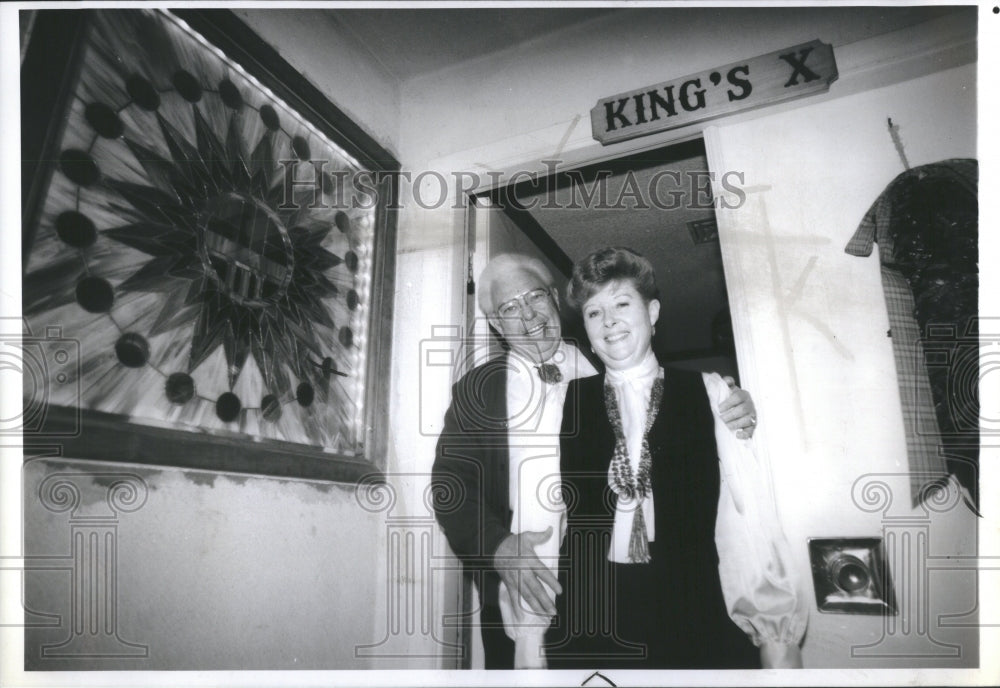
[604,376,663,563]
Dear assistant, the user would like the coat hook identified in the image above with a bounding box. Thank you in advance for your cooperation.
[887,117,911,171]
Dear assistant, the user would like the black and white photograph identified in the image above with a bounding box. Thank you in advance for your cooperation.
[0,1,996,686]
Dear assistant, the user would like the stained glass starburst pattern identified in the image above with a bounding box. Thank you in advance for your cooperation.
[23,10,377,455]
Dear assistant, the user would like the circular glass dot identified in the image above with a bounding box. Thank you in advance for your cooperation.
[85,102,124,138]
[261,393,282,422]
[339,327,354,348]
[321,357,338,379]
[115,333,149,368]
[218,79,243,109]
[335,211,351,233]
[165,372,195,403]
[347,289,359,311]
[216,392,241,422]
[59,149,100,186]
[291,135,310,161]
[320,172,337,196]
[345,251,359,272]
[56,373,68,384]
[75,276,114,313]
[259,104,280,131]
[54,350,69,364]
[172,70,202,102]
[56,211,97,248]
[296,382,315,407]
[126,73,160,110]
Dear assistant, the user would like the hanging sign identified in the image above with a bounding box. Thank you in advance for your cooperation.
[591,39,838,145]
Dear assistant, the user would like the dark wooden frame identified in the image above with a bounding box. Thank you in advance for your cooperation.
[21,9,399,483]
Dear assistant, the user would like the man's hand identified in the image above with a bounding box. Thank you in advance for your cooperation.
[494,527,562,616]
[718,376,758,439]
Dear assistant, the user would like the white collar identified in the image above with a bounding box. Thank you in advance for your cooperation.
[510,340,564,370]
[605,347,660,385]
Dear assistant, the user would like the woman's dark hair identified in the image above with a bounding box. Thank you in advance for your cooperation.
[567,246,659,310]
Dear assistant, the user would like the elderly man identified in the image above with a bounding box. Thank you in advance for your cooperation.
[431,253,757,669]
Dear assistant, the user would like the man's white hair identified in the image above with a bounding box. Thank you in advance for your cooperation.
[477,253,555,316]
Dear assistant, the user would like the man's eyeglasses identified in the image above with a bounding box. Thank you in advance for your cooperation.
[495,288,551,319]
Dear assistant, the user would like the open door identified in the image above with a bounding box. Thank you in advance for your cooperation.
[469,137,740,381]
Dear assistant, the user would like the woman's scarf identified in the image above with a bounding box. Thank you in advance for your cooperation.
[604,349,662,563]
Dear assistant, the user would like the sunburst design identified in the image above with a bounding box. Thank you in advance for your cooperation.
[22,9,375,454]
[103,108,343,395]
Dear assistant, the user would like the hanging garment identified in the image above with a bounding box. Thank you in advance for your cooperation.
[845,158,978,506]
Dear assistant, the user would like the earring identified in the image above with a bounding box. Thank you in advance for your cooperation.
[652,325,656,336]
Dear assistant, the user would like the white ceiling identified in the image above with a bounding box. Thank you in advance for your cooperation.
[326,8,619,82]
[326,5,961,85]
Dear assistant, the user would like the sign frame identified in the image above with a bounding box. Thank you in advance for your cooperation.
[591,39,838,145]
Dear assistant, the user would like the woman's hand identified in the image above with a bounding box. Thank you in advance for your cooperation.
[718,376,758,439]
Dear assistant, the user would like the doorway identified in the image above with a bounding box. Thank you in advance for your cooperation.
[455,136,743,668]
[469,137,740,381]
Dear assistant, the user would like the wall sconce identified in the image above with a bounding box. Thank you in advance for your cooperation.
[808,537,897,614]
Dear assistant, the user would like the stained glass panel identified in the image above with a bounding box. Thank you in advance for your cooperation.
[23,9,387,463]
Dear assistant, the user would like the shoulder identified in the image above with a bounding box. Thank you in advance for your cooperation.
[567,368,602,385]
[566,373,606,408]
[452,356,509,393]
[445,356,510,430]
[664,367,710,394]
[661,367,715,421]
[560,341,599,379]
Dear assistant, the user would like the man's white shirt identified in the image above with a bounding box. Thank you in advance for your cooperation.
[499,342,597,666]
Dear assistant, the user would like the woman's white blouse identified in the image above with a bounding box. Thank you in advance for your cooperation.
[703,371,808,650]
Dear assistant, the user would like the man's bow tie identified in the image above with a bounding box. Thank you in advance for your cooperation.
[536,363,563,384]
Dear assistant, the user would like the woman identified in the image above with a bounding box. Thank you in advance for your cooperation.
[544,247,806,670]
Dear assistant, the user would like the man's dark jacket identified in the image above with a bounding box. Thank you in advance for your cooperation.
[432,356,514,609]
